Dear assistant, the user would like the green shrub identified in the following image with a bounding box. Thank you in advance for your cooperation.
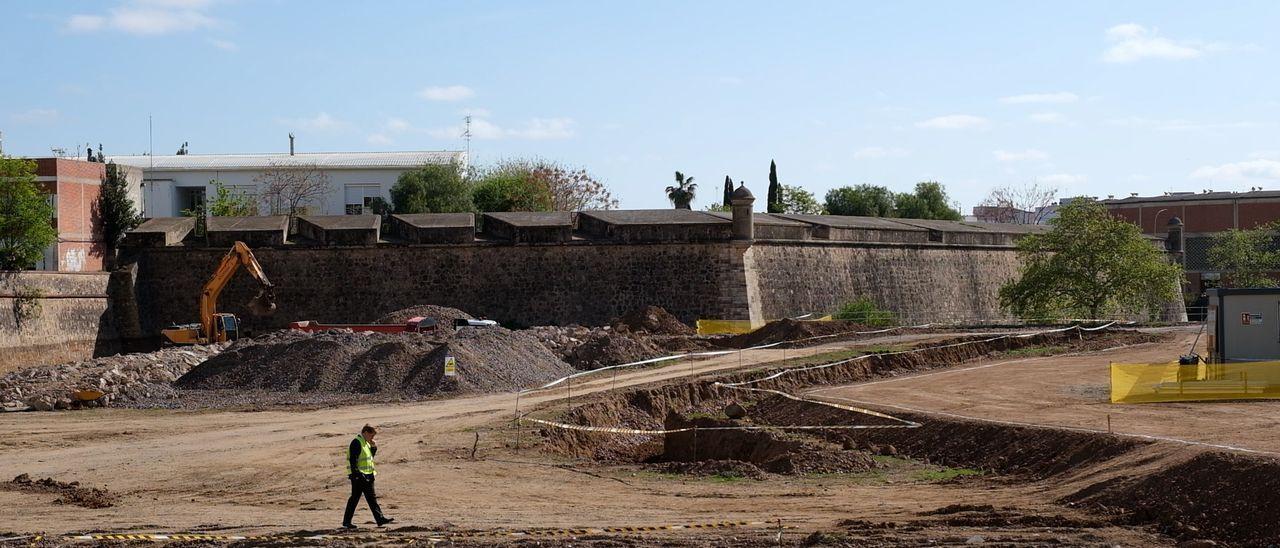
[833,297,897,327]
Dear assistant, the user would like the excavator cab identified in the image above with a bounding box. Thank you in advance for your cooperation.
[214,313,241,341]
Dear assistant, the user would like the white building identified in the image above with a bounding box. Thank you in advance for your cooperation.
[109,150,466,218]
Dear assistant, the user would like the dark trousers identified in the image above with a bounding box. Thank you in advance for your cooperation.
[343,475,385,525]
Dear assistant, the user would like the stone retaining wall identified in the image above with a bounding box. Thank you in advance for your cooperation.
[0,272,121,374]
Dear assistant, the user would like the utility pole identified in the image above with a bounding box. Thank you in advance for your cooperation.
[462,115,472,161]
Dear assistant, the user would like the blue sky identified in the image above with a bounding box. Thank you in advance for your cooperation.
[3,1,1278,210]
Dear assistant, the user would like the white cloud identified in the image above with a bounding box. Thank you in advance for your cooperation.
[1040,173,1088,185]
[1191,159,1280,182]
[1250,151,1280,160]
[10,108,61,124]
[67,1,221,35]
[366,133,393,146]
[279,112,344,132]
[384,117,412,132]
[853,146,910,160]
[209,38,237,51]
[1028,112,1070,125]
[418,85,475,102]
[428,116,575,141]
[993,149,1049,162]
[1107,116,1262,131]
[915,114,990,130]
[1103,23,1207,63]
[999,92,1078,104]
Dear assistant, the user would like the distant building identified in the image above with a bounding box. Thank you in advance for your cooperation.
[108,150,466,218]
[970,202,1060,225]
[28,158,141,271]
[1104,190,1280,302]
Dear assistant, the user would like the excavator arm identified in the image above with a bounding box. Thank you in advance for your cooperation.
[195,241,276,342]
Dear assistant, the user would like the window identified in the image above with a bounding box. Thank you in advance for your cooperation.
[344,184,381,215]
[46,194,58,220]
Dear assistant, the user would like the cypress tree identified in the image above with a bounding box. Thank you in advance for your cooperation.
[722,176,733,207]
[100,162,142,252]
[767,160,781,213]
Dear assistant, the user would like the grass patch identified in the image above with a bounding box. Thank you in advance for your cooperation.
[913,466,983,482]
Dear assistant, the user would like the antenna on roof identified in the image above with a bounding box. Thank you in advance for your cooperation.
[149,115,154,168]
[461,115,472,162]
[289,133,295,156]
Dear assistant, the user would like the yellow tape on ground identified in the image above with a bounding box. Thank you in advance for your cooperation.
[1111,360,1280,403]
[696,319,760,335]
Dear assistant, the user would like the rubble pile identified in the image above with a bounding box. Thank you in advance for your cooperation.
[611,305,696,336]
[0,343,227,412]
[375,304,475,327]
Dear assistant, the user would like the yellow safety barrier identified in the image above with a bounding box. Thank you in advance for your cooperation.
[1110,361,1280,403]
[696,319,760,335]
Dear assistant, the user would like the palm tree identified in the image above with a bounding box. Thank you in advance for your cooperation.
[666,171,697,209]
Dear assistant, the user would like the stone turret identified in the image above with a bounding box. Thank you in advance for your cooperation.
[730,183,755,240]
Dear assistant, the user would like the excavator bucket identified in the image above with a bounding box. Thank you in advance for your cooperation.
[246,288,277,316]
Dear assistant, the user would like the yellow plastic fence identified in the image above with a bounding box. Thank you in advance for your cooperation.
[1110,361,1280,403]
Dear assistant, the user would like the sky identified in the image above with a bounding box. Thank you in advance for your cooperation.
[2,0,1279,211]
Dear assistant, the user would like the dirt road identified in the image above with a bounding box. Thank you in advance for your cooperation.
[0,328,1169,545]
[810,327,1280,456]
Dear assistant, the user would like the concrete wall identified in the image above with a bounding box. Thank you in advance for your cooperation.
[747,242,1024,323]
[0,272,121,375]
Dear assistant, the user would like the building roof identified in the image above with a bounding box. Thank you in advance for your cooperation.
[1103,190,1280,206]
[106,150,465,171]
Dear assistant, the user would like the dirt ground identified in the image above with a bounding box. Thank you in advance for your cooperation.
[809,326,1280,456]
[0,328,1189,545]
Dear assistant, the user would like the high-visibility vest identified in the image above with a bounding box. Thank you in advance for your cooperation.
[348,436,376,475]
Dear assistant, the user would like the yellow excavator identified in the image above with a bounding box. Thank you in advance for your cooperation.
[162,241,277,345]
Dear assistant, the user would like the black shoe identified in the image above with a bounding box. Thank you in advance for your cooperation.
[340,524,357,530]
[376,517,395,527]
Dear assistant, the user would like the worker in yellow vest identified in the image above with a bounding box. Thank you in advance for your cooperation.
[342,424,394,529]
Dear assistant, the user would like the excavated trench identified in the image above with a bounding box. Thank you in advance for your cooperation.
[534,329,1280,546]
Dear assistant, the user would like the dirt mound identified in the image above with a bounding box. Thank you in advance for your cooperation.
[3,474,115,509]
[612,306,694,336]
[178,327,572,397]
[719,319,870,348]
[565,332,664,370]
[652,460,768,480]
[375,304,474,327]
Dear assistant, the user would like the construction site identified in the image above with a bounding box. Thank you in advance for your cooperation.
[1,206,1277,547]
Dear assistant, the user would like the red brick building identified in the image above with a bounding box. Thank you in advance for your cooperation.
[1104,190,1280,299]
[31,158,107,271]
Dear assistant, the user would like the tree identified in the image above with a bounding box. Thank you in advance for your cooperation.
[894,181,962,220]
[99,162,141,251]
[824,184,896,216]
[1207,222,1280,288]
[206,181,257,217]
[0,156,57,270]
[255,162,332,229]
[722,176,733,208]
[977,183,1058,224]
[778,184,823,214]
[666,171,697,209]
[472,169,554,212]
[391,162,472,214]
[999,199,1182,320]
[767,160,782,214]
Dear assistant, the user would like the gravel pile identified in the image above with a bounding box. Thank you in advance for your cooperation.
[0,343,227,412]
[177,325,572,397]
[375,304,474,326]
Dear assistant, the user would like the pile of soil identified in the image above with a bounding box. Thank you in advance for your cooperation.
[611,306,694,336]
[375,304,474,327]
[177,326,572,397]
[3,474,115,509]
[564,331,664,371]
[0,343,228,412]
[719,319,871,348]
[652,459,768,480]
[660,414,876,475]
